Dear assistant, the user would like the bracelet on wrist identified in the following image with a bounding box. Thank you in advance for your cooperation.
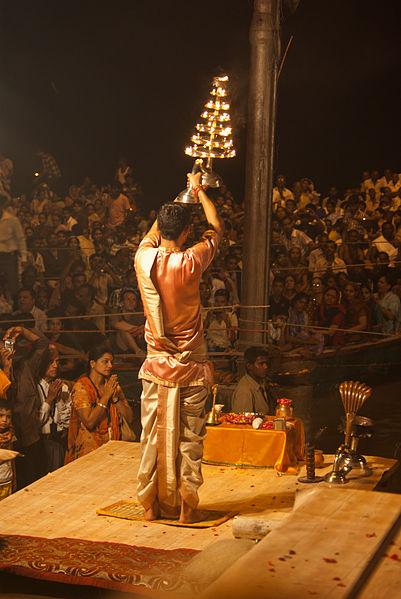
[97,402,107,410]
[193,185,204,198]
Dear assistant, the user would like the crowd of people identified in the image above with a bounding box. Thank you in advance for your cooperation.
[267,171,401,355]
[0,147,401,499]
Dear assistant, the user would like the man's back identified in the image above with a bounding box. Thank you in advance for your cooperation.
[136,230,219,352]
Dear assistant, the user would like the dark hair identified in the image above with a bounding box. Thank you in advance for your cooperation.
[273,276,285,285]
[324,286,340,299]
[71,223,83,236]
[17,287,35,300]
[77,284,95,300]
[291,292,309,306]
[0,194,9,209]
[378,271,393,286]
[47,308,64,321]
[0,398,12,413]
[64,298,85,316]
[157,202,191,241]
[360,284,372,295]
[120,287,139,302]
[37,344,59,381]
[88,344,114,371]
[244,346,269,367]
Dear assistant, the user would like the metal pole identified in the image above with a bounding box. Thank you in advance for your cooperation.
[240,0,281,347]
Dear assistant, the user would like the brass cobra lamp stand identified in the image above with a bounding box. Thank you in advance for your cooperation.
[206,384,220,426]
[325,381,372,484]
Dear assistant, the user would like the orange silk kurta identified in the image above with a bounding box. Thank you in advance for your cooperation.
[134,229,220,387]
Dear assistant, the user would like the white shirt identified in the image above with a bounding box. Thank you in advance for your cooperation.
[389,177,401,196]
[31,305,47,332]
[311,256,348,278]
[0,459,13,486]
[362,178,382,200]
[372,235,398,267]
[272,186,294,208]
[308,248,324,272]
[66,216,78,232]
[378,176,392,191]
[280,229,312,255]
[38,379,72,433]
[0,211,27,261]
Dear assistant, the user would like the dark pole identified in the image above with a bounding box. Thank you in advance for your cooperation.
[240,0,281,347]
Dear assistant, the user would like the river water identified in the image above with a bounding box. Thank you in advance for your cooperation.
[312,374,401,459]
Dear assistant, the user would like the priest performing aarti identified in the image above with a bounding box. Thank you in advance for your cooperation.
[134,173,224,523]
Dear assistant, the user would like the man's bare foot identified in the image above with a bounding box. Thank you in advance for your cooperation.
[144,499,160,521]
[179,500,209,524]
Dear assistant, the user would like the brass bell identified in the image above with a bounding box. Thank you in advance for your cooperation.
[206,384,221,426]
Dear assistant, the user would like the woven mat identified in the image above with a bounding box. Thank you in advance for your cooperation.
[97,500,236,528]
[0,534,198,594]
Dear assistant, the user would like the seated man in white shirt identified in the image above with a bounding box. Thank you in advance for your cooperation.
[231,347,278,415]
[205,288,238,352]
[308,233,329,273]
[311,240,348,278]
[372,222,398,267]
[280,215,313,257]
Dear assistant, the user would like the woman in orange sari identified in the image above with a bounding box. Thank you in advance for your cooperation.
[65,345,134,463]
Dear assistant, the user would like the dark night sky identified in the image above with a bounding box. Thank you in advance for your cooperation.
[0,0,400,206]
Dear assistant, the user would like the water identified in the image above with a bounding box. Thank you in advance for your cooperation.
[313,375,401,459]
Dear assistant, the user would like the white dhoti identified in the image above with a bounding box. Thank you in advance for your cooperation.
[137,380,207,516]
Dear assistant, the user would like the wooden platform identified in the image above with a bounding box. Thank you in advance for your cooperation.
[0,441,394,552]
[201,487,401,599]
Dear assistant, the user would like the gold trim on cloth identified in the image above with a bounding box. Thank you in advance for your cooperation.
[138,373,209,389]
[156,385,180,513]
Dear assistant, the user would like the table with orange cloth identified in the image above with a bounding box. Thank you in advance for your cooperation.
[202,417,305,474]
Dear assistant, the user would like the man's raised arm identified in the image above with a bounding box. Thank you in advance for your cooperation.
[188,172,225,238]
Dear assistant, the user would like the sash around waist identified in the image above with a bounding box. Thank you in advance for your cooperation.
[146,341,207,364]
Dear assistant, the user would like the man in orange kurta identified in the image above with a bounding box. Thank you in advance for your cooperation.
[134,172,224,522]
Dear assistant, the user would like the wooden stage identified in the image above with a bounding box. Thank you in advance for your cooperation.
[0,441,394,551]
[0,441,399,598]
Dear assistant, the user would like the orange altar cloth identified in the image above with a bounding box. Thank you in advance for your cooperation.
[202,417,305,474]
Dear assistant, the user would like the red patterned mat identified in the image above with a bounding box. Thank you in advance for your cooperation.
[0,535,199,594]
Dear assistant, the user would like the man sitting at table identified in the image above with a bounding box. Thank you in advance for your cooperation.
[231,347,278,415]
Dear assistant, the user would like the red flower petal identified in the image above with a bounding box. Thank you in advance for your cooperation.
[323,558,337,563]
